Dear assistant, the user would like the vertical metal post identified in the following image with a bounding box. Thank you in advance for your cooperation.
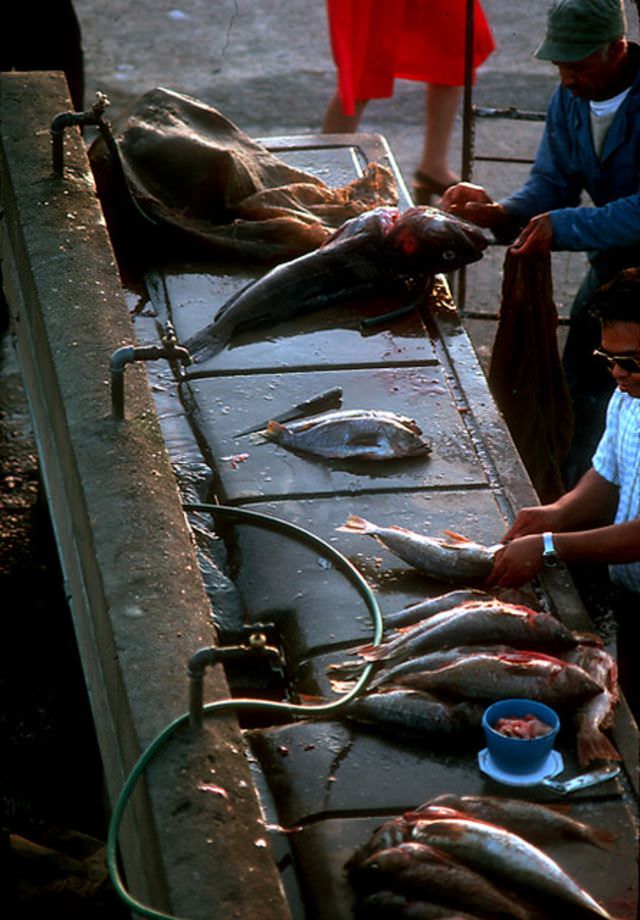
[457,0,476,313]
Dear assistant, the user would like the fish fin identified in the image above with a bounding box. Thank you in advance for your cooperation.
[441,529,471,543]
[357,642,392,662]
[336,513,374,533]
[576,727,622,768]
[266,420,285,438]
[328,679,357,694]
[573,631,604,647]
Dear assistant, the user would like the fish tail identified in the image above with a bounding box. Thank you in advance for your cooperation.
[573,631,604,647]
[336,514,376,534]
[576,726,622,768]
[357,642,392,662]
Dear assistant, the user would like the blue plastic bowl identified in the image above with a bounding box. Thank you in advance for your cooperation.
[482,698,560,775]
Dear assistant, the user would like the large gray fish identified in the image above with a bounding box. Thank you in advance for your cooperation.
[365,644,516,691]
[357,601,584,663]
[353,841,530,920]
[264,409,431,460]
[390,650,602,705]
[423,794,615,850]
[337,515,502,582]
[383,588,493,629]
[408,815,615,918]
[186,206,488,359]
[341,688,484,740]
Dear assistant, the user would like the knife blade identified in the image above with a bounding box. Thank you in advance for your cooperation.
[233,386,343,437]
[540,763,621,795]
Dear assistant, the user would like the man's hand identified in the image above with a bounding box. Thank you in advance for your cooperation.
[484,534,544,588]
[509,213,553,256]
[440,182,513,234]
[502,504,563,542]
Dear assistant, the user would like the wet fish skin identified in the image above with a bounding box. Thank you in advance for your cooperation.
[423,794,616,850]
[341,688,484,740]
[354,841,531,920]
[383,589,492,629]
[358,602,581,664]
[366,645,515,691]
[390,650,603,706]
[186,206,488,359]
[564,646,620,766]
[337,514,502,582]
[265,409,431,460]
[409,816,614,918]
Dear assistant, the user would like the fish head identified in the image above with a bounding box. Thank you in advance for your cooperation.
[385,206,489,274]
[321,206,399,250]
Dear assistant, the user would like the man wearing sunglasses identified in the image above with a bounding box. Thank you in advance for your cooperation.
[486,267,640,714]
[441,0,640,487]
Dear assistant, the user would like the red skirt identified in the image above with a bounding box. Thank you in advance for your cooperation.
[327,0,495,115]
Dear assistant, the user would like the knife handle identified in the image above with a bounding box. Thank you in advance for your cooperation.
[292,386,343,415]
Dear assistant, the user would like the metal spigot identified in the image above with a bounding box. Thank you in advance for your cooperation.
[51,91,111,177]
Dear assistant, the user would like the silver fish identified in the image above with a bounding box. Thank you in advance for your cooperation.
[354,841,530,920]
[341,688,484,739]
[390,650,602,706]
[264,409,431,460]
[409,815,614,918]
[358,602,582,663]
[366,644,516,691]
[423,794,615,850]
[337,514,502,582]
[383,589,492,629]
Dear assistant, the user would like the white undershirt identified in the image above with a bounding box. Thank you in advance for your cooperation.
[590,86,631,156]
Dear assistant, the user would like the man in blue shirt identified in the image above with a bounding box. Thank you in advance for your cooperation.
[442,0,640,485]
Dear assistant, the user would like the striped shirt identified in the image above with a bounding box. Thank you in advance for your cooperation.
[592,389,640,593]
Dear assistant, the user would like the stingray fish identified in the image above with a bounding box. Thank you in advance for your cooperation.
[186,206,488,359]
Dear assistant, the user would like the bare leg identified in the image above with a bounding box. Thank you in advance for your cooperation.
[322,92,368,132]
[417,83,463,186]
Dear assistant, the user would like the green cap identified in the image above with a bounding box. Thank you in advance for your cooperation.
[535,0,626,62]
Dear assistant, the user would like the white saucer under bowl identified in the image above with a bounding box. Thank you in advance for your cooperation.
[478,747,564,787]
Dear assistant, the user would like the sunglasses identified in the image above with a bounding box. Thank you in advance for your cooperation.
[593,348,640,374]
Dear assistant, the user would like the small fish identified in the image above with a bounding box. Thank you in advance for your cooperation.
[264,409,431,460]
[423,794,616,850]
[337,514,502,582]
[408,815,615,918]
[564,645,621,766]
[365,645,515,691]
[358,602,583,664]
[383,589,492,629]
[389,650,602,706]
[340,688,484,740]
[186,206,488,359]
[353,841,530,919]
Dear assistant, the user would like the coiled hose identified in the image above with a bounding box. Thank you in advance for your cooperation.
[107,502,384,919]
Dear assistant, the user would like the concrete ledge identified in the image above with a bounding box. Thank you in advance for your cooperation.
[0,71,290,918]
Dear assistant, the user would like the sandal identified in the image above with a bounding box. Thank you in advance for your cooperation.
[412,170,456,206]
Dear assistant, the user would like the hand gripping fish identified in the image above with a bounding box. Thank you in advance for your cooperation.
[337,514,502,582]
[186,206,488,359]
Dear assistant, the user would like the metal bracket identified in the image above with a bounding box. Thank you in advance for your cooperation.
[188,626,285,729]
[110,321,192,420]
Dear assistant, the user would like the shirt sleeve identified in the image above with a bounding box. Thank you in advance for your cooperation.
[592,391,622,486]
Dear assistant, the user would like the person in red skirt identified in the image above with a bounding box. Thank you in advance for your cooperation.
[322,0,495,203]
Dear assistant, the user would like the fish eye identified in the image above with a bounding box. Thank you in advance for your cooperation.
[442,250,457,261]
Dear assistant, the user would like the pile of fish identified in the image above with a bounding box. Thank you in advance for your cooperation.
[185,206,488,360]
[347,793,616,918]
[262,409,432,461]
[329,591,620,766]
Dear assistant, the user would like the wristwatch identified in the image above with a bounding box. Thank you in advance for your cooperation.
[541,531,559,568]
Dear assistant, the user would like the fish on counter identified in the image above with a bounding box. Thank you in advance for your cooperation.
[382,588,493,629]
[185,206,488,359]
[354,889,484,919]
[422,794,616,850]
[339,688,484,741]
[350,840,530,920]
[337,514,502,583]
[383,649,603,707]
[262,409,432,460]
[564,645,621,766]
[356,601,588,664]
[407,814,615,918]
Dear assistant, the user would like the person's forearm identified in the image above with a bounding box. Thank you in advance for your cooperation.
[553,519,640,566]
[549,468,619,531]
